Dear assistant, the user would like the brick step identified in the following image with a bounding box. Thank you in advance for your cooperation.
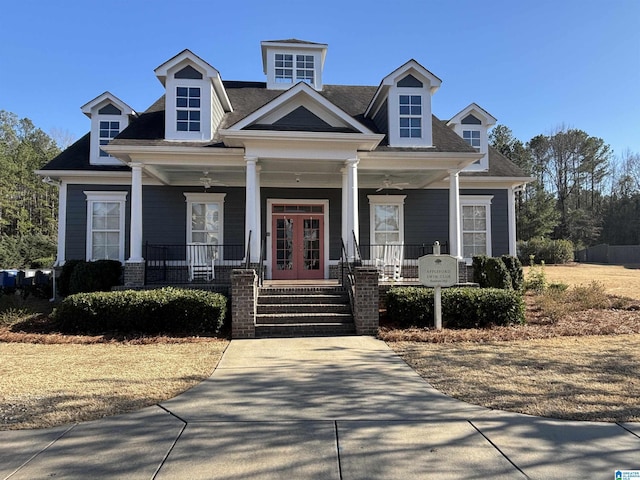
[257,303,351,315]
[258,287,347,296]
[256,312,353,324]
[255,322,356,338]
[258,294,349,305]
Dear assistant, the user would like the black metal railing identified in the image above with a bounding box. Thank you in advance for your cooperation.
[341,238,356,310]
[257,234,267,287]
[243,230,252,269]
[144,242,246,284]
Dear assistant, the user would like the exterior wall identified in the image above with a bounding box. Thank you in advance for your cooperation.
[65,184,132,262]
[460,188,510,256]
[64,183,512,264]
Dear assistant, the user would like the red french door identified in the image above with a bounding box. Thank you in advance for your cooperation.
[272,207,324,280]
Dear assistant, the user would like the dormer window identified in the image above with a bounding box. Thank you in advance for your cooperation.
[399,95,422,138]
[99,121,120,157]
[447,104,497,172]
[81,92,135,166]
[262,40,327,91]
[274,53,316,84]
[462,130,480,150]
[176,87,201,132]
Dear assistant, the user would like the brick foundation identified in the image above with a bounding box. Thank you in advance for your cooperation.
[354,267,379,335]
[124,261,145,287]
[231,269,257,339]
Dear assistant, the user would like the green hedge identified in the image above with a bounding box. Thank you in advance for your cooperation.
[53,287,227,334]
[57,260,122,296]
[473,255,522,290]
[517,238,574,264]
[386,286,525,329]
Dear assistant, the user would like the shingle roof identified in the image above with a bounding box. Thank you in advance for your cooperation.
[461,146,528,178]
[43,80,525,178]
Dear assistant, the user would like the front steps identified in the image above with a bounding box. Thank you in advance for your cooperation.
[255,285,355,337]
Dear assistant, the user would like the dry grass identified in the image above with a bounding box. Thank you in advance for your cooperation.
[391,335,640,422]
[383,263,640,422]
[0,340,228,430]
[524,263,640,300]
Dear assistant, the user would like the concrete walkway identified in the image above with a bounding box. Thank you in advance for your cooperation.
[1,336,639,479]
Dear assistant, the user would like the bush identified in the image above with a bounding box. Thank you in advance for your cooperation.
[485,257,513,290]
[387,286,525,329]
[517,238,574,264]
[501,255,524,291]
[473,255,518,290]
[30,256,55,269]
[57,260,122,296]
[69,260,122,294]
[57,260,84,297]
[472,255,489,287]
[53,287,227,334]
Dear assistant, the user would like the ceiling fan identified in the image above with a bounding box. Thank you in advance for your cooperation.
[199,171,227,190]
[376,175,410,192]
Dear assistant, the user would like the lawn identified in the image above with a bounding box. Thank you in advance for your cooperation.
[1,263,639,429]
[384,262,640,422]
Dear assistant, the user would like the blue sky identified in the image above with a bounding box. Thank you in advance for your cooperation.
[1,0,638,157]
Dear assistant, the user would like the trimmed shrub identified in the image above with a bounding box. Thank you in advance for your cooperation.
[52,287,227,334]
[69,260,122,294]
[501,255,524,291]
[387,286,525,329]
[386,287,433,327]
[57,260,84,297]
[472,255,490,287]
[485,257,512,290]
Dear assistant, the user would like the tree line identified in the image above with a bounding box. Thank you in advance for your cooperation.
[0,111,61,267]
[490,125,640,248]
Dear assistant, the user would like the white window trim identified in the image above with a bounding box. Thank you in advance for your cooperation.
[85,191,128,263]
[368,195,406,245]
[460,195,493,262]
[90,113,129,166]
[184,192,226,245]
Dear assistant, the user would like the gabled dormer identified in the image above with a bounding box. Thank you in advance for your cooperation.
[261,39,327,91]
[81,92,135,166]
[365,60,441,148]
[447,103,497,171]
[155,49,232,142]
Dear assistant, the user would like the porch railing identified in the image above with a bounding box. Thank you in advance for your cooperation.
[144,242,246,284]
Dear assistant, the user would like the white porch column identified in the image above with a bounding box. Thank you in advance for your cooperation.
[255,165,262,259]
[55,181,67,266]
[128,162,144,262]
[448,169,461,259]
[341,167,349,248]
[508,185,518,256]
[244,156,260,261]
[346,158,360,258]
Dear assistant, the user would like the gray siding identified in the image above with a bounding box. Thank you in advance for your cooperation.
[461,189,510,256]
[66,184,132,261]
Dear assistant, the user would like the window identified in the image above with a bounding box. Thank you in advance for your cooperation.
[296,55,314,83]
[368,195,406,245]
[85,191,127,262]
[184,193,226,244]
[275,54,293,83]
[399,95,422,138]
[275,53,314,84]
[463,130,481,150]
[99,121,119,157]
[460,196,493,259]
[176,87,201,132]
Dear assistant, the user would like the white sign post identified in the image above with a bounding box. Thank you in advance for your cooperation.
[418,242,458,330]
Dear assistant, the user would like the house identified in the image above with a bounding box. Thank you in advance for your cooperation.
[38,39,529,290]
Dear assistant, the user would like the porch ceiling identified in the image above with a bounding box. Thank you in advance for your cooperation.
[142,161,451,190]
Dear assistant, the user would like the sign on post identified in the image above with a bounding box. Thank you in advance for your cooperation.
[418,243,458,330]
